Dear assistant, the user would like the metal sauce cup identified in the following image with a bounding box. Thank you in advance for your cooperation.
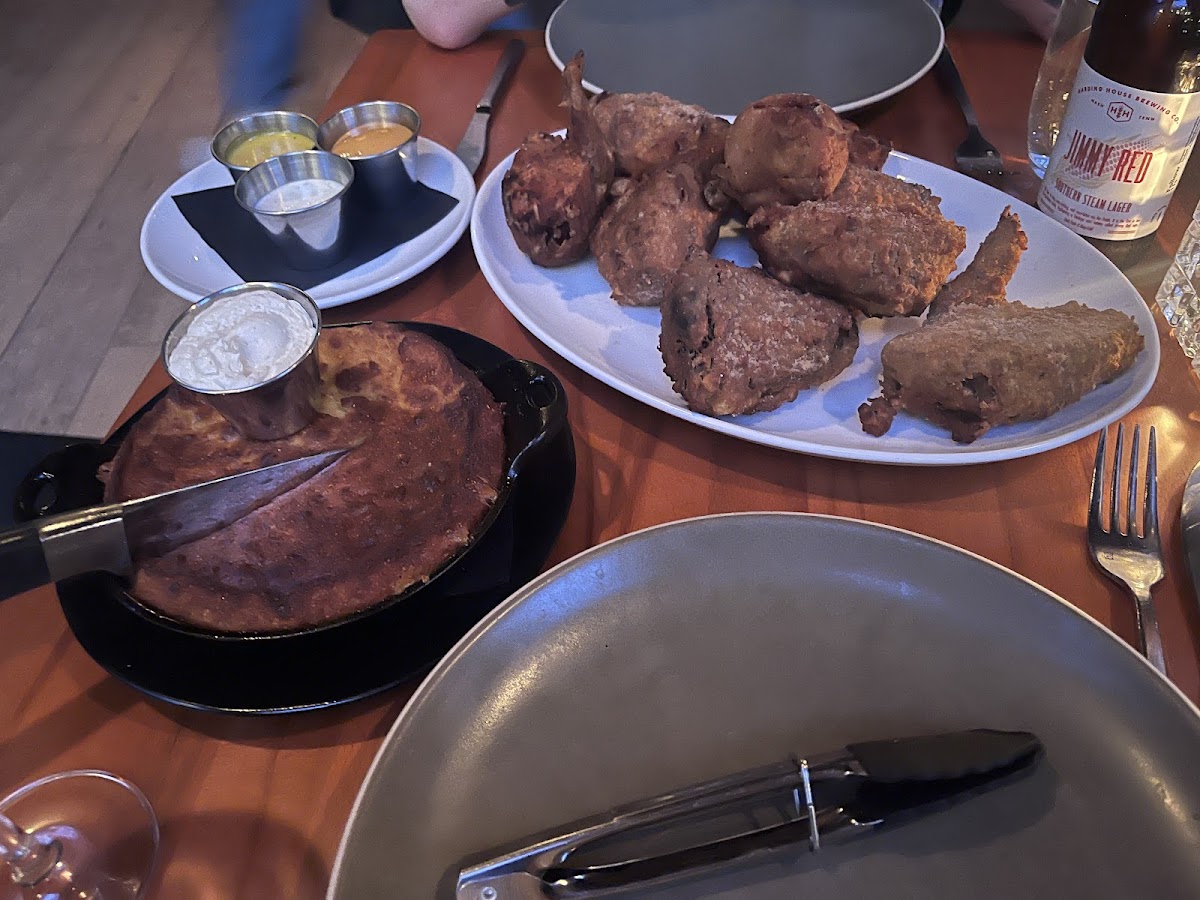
[234,150,354,270]
[211,110,320,179]
[318,101,421,208]
[162,282,322,441]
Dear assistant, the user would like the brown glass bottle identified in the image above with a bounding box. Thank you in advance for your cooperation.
[1038,0,1200,240]
[1086,0,1199,93]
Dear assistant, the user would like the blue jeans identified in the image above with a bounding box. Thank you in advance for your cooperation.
[222,0,309,120]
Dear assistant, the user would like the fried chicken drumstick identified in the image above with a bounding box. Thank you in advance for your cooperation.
[501,54,613,266]
[660,251,859,416]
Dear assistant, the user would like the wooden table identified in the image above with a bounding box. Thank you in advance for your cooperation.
[4,28,1200,899]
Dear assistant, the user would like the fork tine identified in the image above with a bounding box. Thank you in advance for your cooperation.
[1128,424,1141,537]
[1145,426,1159,539]
[1110,423,1124,534]
[1091,427,1107,531]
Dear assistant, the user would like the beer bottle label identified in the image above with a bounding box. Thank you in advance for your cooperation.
[1037,60,1200,240]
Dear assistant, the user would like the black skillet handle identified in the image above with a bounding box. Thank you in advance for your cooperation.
[482,359,568,479]
[13,442,113,524]
[0,523,51,599]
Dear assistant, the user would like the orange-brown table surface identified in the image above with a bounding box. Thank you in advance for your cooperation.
[4,29,1200,899]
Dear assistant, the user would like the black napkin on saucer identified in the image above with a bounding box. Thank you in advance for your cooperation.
[172,181,460,290]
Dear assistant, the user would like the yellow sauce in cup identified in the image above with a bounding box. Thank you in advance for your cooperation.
[331,123,415,158]
[226,130,316,168]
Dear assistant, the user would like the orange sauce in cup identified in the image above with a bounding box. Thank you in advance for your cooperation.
[331,123,415,158]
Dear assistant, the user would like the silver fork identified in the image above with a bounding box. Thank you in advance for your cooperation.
[1087,424,1167,677]
[933,48,1005,181]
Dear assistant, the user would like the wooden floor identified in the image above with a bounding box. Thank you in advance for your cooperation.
[0,0,365,437]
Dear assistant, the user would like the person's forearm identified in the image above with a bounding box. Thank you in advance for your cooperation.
[402,0,516,49]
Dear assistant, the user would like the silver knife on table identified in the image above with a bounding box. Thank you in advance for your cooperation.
[0,448,348,600]
[1181,458,1200,606]
[455,38,525,176]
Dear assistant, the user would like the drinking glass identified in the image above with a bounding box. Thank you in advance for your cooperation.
[1027,0,1099,178]
[1,770,159,899]
[1156,202,1200,363]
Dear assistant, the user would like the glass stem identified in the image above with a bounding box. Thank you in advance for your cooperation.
[0,811,60,886]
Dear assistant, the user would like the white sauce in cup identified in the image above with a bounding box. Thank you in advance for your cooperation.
[167,288,316,391]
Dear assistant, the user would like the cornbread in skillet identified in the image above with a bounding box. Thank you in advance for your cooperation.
[101,322,506,633]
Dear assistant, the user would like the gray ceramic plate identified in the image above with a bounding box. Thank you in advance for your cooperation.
[545,0,945,116]
[329,513,1200,898]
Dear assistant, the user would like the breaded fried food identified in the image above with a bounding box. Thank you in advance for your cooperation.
[927,208,1028,320]
[592,90,729,182]
[841,119,892,170]
[660,251,859,416]
[828,165,942,218]
[103,323,506,633]
[748,201,966,317]
[710,93,850,212]
[564,52,614,193]
[502,54,612,267]
[591,162,721,306]
[502,133,599,266]
[858,302,1143,443]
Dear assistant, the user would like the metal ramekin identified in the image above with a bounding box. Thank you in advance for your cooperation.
[211,110,320,178]
[318,101,421,208]
[234,150,354,270]
[161,282,322,441]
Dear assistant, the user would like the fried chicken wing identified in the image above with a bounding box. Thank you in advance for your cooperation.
[858,302,1143,443]
[591,162,721,306]
[592,91,729,181]
[828,165,942,218]
[927,208,1028,320]
[502,133,599,266]
[660,252,859,416]
[709,93,850,212]
[747,201,966,317]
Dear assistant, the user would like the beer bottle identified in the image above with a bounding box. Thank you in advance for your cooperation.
[1037,0,1200,241]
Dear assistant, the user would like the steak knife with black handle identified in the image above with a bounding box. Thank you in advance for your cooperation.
[0,448,347,600]
[457,728,1042,898]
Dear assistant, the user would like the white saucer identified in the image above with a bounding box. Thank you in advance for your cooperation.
[139,137,475,309]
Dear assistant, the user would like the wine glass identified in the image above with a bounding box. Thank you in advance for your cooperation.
[0,770,159,899]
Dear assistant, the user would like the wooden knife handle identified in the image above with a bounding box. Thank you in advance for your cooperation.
[0,523,50,600]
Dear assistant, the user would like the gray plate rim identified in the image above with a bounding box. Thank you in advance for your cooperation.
[326,511,1200,896]
[543,0,945,115]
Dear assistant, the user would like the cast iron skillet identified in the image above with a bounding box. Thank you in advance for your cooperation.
[13,322,577,713]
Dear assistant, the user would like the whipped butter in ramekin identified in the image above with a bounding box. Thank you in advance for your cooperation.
[162,282,321,440]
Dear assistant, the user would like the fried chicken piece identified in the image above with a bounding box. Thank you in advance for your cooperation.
[592,91,729,181]
[591,162,721,306]
[709,93,849,213]
[564,52,614,196]
[857,302,1143,443]
[661,252,859,416]
[501,53,613,267]
[841,119,892,170]
[927,208,1028,321]
[502,133,599,266]
[748,201,966,317]
[828,165,942,218]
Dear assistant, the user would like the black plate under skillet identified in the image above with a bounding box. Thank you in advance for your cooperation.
[13,322,577,715]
